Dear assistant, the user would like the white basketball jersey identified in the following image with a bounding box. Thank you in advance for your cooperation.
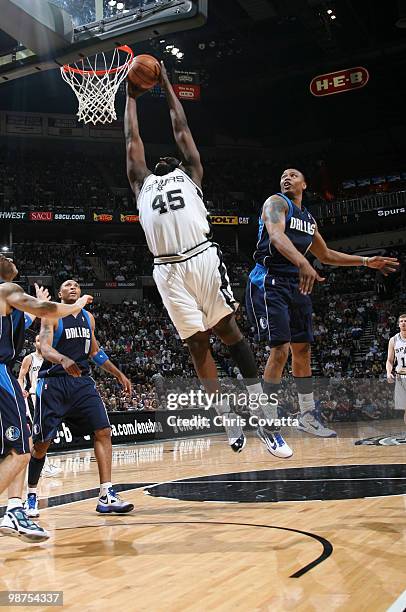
[137,169,211,263]
[393,333,406,373]
[28,352,43,394]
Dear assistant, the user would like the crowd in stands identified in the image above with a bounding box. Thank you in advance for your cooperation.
[10,238,405,423]
[88,299,196,410]
[12,241,153,283]
[0,147,362,218]
[11,240,252,285]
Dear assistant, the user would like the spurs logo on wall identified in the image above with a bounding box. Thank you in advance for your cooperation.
[355,434,406,446]
[172,70,201,101]
[310,67,369,97]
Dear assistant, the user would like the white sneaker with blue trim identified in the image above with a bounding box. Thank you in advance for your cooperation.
[96,487,134,514]
[256,427,293,458]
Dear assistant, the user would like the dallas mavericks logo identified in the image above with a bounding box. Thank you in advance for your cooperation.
[259,317,268,330]
[5,426,20,441]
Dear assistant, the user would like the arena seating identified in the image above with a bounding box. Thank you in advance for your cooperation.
[2,145,406,219]
[13,240,405,421]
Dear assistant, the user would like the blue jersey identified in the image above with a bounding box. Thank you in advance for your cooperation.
[0,309,26,366]
[253,192,316,275]
[39,309,92,377]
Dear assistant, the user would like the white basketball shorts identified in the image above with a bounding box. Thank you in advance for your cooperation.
[395,375,406,411]
[153,245,238,340]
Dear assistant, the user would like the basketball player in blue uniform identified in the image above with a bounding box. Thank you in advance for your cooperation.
[25,279,134,517]
[246,169,399,437]
[0,254,91,542]
[125,64,292,458]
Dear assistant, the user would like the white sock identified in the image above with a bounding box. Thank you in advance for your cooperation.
[28,487,37,495]
[213,399,231,417]
[246,381,263,396]
[100,482,113,496]
[298,392,315,415]
[7,497,23,511]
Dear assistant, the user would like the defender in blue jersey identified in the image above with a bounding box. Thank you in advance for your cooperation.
[0,254,92,542]
[246,168,399,437]
[26,279,134,516]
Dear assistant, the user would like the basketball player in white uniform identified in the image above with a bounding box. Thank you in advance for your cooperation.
[124,63,292,458]
[18,335,62,478]
[386,313,406,422]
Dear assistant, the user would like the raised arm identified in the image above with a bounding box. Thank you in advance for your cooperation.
[310,229,399,275]
[124,82,151,197]
[262,195,324,294]
[4,284,92,318]
[159,63,203,186]
[39,318,82,377]
[386,337,395,382]
[87,312,132,395]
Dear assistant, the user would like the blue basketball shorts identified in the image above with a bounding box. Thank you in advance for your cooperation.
[0,364,30,456]
[245,264,314,346]
[33,375,111,443]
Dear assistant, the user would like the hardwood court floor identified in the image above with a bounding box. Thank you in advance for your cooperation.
[0,420,405,612]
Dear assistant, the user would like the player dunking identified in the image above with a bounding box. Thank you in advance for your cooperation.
[25,279,134,517]
[18,335,62,478]
[124,64,292,458]
[386,313,406,423]
[246,169,399,437]
[0,254,91,542]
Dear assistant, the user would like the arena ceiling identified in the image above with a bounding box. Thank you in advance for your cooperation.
[0,0,405,146]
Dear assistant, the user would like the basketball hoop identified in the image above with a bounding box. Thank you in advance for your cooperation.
[61,45,134,125]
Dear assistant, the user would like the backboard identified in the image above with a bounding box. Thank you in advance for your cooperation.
[0,0,207,83]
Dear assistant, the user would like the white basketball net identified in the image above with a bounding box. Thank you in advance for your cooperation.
[61,45,134,125]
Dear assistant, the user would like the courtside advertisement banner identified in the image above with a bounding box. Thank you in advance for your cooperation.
[93,212,114,222]
[0,211,254,225]
[310,67,369,97]
[48,409,225,451]
[29,211,53,221]
[120,214,139,223]
[209,215,238,225]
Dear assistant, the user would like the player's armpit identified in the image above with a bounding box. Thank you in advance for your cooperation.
[86,312,100,357]
[308,229,330,262]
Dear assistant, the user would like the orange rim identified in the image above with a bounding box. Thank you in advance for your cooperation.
[62,45,134,75]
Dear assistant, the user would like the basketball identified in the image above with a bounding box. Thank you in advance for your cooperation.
[128,54,161,90]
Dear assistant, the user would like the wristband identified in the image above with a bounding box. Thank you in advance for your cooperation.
[92,348,109,366]
[362,257,369,267]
